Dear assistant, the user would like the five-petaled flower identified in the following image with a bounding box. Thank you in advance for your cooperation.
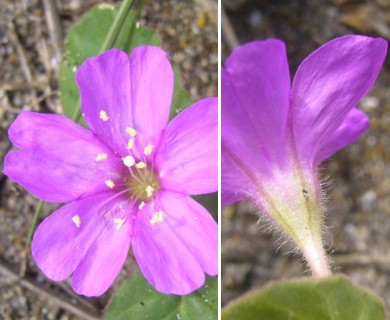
[222,36,387,276]
[4,47,218,296]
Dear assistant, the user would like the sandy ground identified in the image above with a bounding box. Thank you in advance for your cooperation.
[0,0,217,319]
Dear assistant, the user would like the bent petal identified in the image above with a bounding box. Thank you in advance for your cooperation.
[71,209,132,297]
[291,35,387,167]
[4,111,124,203]
[132,191,217,294]
[222,145,253,205]
[316,108,369,163]
[76,47,173,156]
[31,192,127,281]
[222,40,291,176]
[156,98,217,195]
[222,41,295,204]
[221,40,291,204]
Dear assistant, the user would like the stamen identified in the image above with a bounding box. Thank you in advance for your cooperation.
[144,145,154,156]
[105,179,115,189]
[150,211,164,225]
[99,110,109,121]
[122,155,135,167]
[124,160,160,203]
[127,138,135,150]
[72,215,81,228]
[138,201,145,210]
[96,153,108,161]
[104,211,111,218]
[126,127,137,137]
[136,161,146,169]
[114,218,125,230]
[145,185,154,198]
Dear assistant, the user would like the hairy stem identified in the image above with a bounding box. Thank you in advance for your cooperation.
[301,237,332,278]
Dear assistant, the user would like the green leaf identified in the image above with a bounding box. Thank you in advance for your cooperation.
[193,192,218,221]
[222,276,386,320]
[105,272,218,320]
[170,64,192,119]
[126,28,160,51]
[60,5,160,123]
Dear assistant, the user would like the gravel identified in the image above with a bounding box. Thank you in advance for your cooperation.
[0,0,217,318]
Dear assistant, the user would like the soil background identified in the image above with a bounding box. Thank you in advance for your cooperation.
[222,0,390,313]
[0,0,217,319]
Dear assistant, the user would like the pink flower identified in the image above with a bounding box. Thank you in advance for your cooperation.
[222,36,387,276]
[4,47,218,296]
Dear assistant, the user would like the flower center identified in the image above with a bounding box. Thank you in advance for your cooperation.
[126,164,160,203]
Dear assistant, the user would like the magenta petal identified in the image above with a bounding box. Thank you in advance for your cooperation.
[4,111,124,202]
[156,98,217,195]
[129,46,173,149]
[221,149,249,205]
[291,35,387,167]
[316,108,369,162]
[76,47,173,156]
[222,40,291,173]
[31,192,125,281]
[221,40,291,204]
[71,213,132,297]
[76,49,133,155]
[132,192,217,294]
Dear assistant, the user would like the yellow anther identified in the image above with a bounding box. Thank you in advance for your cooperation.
[72,215,81,228]
[143,145,154,156]
[99,110,109,121]
[105,179,115,189]
[126,138,135,150]
[138,201,145,210]
[150,211,164,225]
[145,185,154,198]
[135,161,146,169]
[96,153,108,161]
[126,127,137,137]
[122,155,135,167]
[114,218,125,230]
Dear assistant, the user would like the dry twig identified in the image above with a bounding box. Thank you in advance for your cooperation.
[221,4,239,51]
[0,81,47,91]
[334,253,390,270]
[42,0,64,67]
[8,22,40,109]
